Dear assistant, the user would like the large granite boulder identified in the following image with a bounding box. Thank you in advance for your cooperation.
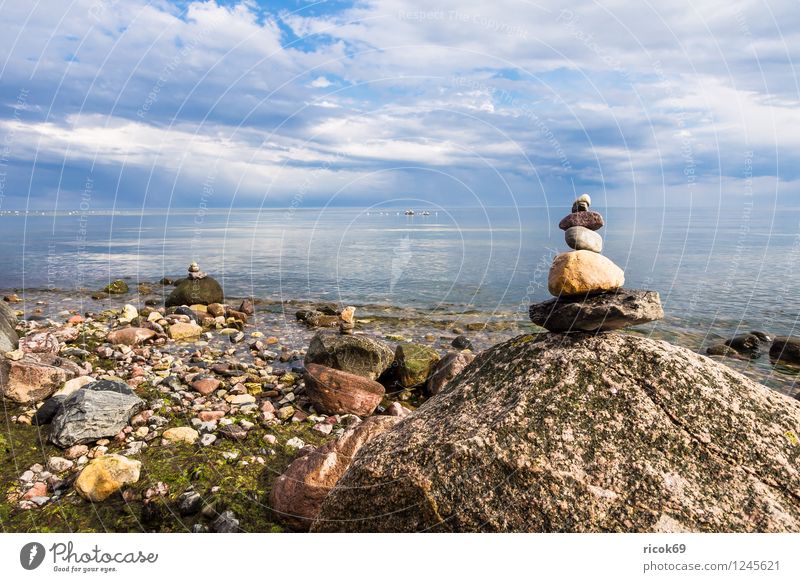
[305,332,394,380]
[0,301,19,353]
[312,333,800,532]
[0,353,82,404]
[529,289,663,332]
[271,416,401,531]
[165,277,224,307]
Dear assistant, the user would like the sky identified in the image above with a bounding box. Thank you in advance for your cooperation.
[0,0,798,210]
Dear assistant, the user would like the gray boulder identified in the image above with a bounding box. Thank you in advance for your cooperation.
[312,332,800,532]
[0,301,19,353]
[529,289,663,332]
[165,277,224,307]
[50,387,145,448]
[305,332,394,380]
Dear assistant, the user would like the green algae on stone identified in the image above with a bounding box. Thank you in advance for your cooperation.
[103,280,130,295]
[395,342,441,388]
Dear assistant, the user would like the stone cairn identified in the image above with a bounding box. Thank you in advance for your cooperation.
[529,194,664,332]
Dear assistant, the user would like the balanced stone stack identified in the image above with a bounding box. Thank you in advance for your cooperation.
[529,194,664,332]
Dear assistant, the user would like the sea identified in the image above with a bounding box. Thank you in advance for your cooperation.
[1,204,799,396]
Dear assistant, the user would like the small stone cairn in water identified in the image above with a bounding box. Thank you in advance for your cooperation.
[529,194,664,332]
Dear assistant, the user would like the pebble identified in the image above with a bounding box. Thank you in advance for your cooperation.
[285,437,305,449]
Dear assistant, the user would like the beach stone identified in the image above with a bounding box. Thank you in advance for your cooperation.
[53,376,96,400]
[107,327,156,346]
[162,427,199,445]
[120,304,138,322]
[49,388,145,448]
[726,332,772,357]
[239,298,254,315]
[304,363,384,416]
[168,322,203,341]
[191,375,221,395]
[395,343,441,388]
[451,335,472,350]
[74,454,141,502]
[0,301,19,353]
[19,332,60,354]
[47,456,74,473]
[340,306,356,325]
[529,289,663,332]
[558,211,604,231]
[32,395,67,425]
[271,416,402,531]
[427,350,475,396]
[207,303,225,317]
[84,379,136,396]
[64,444,89,460]
[313,332,800,532]
[0,353,77,404]
[103,280,129,294]
[165,277,223,307]
[770,337,800,366]
[565,226,603,253]
[548,250,624,297]
[305,332,394,380]
[212,510,240,533]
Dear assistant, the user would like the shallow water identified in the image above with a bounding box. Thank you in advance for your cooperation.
[1,205,799,397]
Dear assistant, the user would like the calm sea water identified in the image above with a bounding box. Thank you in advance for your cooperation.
[1,204,799,353]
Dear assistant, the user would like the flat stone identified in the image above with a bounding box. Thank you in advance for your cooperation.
[191,375,221,395]
[19,332,60,354]
[529,289,664,332]
[162,427,199,445]
[558,211,604,231]
[49,388,145,448]
[548,250,624,297]
[0,353,78,404]
[107,327,156,346]
[168,322,203,341]
[565,226,603,253]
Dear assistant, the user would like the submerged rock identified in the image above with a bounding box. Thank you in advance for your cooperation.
[313,332,800,532]
[770,337,800,366]
[271,416,401,531]
[305,332,394,380]
[102,280,130,295]
[707,332,772,359]
[529,289,663,332]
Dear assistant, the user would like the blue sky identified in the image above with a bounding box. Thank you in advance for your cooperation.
[0,0,798,209]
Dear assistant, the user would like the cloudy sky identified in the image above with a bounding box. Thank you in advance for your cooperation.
[0,0,797,209]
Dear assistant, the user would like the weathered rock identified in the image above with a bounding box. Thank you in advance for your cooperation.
[103,280,130,294]
[191,375,221,395]
[19,332,60,354]
[74,454,141,502]
[32,395,67,425]
[706,344,743,358]
[304,363,385,416]
[107,327,156,346]
[271,416,402,531]
[165,277,223,307]
[770,337,800,366]
[50,388,145,448]
[84,379,137,396]
[394,343,441,388]
[558,211,604,231]
[162,427,199,445]
[0,353,78,404]
[529,289,664,332]
[168,322,203,341]
[0,301,18,353]
[207,303,226,317]
[451,335,472,350]
[548,250,624,297]
[239,298,254,315]
[427,351,475,395]
[305,332,394,380]
[565,226,603,253]
[313,332,800,532]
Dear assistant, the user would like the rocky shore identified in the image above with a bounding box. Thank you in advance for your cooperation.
[1,256,799,533]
